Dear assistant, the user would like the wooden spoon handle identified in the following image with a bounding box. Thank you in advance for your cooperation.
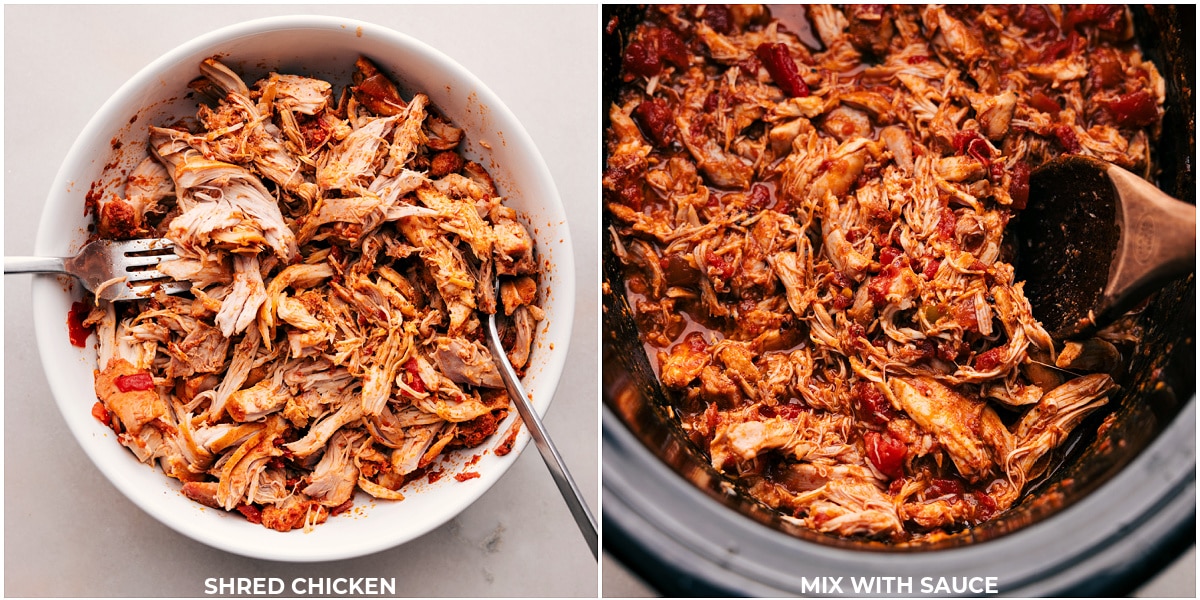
[1103,163,1196,317]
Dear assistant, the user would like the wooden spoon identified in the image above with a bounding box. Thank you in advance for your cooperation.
[1016,155,1195,340]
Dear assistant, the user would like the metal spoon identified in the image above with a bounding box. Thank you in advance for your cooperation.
[484,301,598,559]
[1016,155,1196,340]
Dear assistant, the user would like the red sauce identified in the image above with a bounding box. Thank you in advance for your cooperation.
[67,301,95,348]
[454,471,481,482]
[427,469,445,483]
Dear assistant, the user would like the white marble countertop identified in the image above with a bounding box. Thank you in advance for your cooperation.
[4,5,597,597]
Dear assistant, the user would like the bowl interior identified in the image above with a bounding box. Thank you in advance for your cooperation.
[32,16,574,562]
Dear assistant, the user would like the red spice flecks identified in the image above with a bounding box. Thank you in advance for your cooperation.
[115,372,155,392]
[84,182,104,216]
[494,420,522,457]
[454,471,481,482]
[67,301,95,347]
[427,469,446,483]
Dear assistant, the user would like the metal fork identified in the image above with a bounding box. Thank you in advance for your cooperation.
[5,238,187,301]
[484,284,598,559]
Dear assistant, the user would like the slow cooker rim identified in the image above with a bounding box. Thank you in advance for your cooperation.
[602,396,1195,597]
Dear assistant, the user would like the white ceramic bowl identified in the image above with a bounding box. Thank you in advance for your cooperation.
[31,15,574,562]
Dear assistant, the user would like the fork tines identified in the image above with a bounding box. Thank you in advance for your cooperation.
[112,238,189,300]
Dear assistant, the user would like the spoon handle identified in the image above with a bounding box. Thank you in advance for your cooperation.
[1104,163,1197,317]
[486,313,599,559]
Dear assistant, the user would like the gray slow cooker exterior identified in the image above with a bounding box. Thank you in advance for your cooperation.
[603,399,1194,596]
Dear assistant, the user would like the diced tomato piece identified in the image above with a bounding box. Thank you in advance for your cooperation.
[953,130,992,166]
[1040,32,1081,63]
[702,4,734,34]
[115,372,155,392]
[868,267,895,306]
[91,402,111,427]
[879,246,903,266]
[936,207,958,242]
[633,98,676,148]
[953,298,980,332]
[67,301,95,348]
[656,28,690,69]
[774,402,805,420]
[1090,50,1125,89]
[684,331,708,353]
[736,56,762,77]
[755,43,809,98]
[865,431,907,479]
[1053,125,1082,153]
[297,114,332,149]
[746,183,772,211]
[622,41,661,81]
[854,381,897,427]
[974,347,1004,371]
[1013,4,1056,33]
[929,478,964,497]
[1029,91,1061,115]
[973,490,998,521]
[402,358,426,394]
[855,4,885,18]
[1066,5,1125,34]
[1104,91,1159,128]
[704,249,735,279]
[922,257,942,280]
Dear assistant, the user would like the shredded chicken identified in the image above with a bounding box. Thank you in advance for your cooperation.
[607,5,1159,542]
[89,56,542,531]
